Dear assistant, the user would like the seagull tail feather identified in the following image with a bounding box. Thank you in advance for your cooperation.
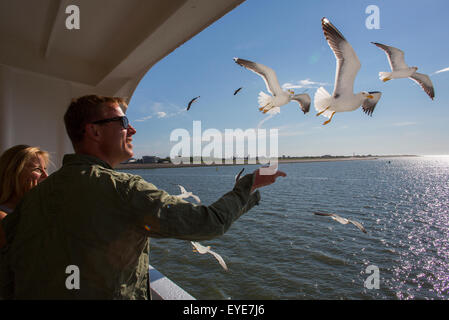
[258,91,273,109]
[379,72,392,82]
[314,87,333,118]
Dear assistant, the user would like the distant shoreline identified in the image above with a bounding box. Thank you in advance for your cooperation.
[116,155,418,170]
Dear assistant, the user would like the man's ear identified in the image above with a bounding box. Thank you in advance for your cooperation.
[84,123,102,142]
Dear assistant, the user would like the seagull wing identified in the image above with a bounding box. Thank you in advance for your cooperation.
[187,96,200,110]
[314,211,349,224]
[291,93,311,114]
[349,220,367,233]
[409,72,435,100]
[190,194,201,204]
[234,58,283,96]
[234,87,243,95]
[362,91,382,116]
[321,18,361,97]
[235,168,245,182]
[208,249,228,271]
[178,185,187,194]
[313,211,333,217]
[371,42,408,71]
[330,214,350,225]
[191,242,228,271]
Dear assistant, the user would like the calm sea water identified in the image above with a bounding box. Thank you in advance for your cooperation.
[120,156,449,300]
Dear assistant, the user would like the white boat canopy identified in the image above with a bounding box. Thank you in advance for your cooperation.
[0,0,244,169]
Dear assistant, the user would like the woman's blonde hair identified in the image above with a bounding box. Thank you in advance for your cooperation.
[0,145,50,204]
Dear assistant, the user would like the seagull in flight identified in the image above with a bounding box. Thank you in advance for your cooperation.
[371,42,435,100]
[187,96,200,110]
[176,185,201,204]
[233,87,243,95]
[313,211,367,233]
[191,241,228,271]
[314,17,382,125]
[233,57,311,115]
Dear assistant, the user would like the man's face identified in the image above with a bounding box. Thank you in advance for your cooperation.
[96,102,136,167]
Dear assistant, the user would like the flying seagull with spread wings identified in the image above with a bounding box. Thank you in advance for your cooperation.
[314,18,382,125]
[234,58,311,115]
[313,211,367,233]
[187,96,200,110]
[371,42,435,100]
[191,241,228,271]
[176,185,201,204]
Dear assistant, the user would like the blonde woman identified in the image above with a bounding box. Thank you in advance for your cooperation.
[0,145,50,248]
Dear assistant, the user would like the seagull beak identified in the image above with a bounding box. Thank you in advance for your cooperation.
[367,95,374,99]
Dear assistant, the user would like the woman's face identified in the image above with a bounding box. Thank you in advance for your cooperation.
[20,155,48,192]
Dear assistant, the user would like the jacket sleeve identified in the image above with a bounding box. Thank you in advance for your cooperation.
[125,173,260,241]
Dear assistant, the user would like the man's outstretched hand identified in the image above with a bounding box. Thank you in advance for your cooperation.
[250,167,287,192]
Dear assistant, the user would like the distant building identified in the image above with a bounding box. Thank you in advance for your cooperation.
[158,158,171,164]
[142,156,159,163]
[120,157,137,164]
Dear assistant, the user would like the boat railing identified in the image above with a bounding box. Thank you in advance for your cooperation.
[149,264,195,300]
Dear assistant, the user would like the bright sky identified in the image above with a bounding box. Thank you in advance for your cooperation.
[127,0,449,159]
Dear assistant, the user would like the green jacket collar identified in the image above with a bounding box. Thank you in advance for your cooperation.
[62,153,113,169]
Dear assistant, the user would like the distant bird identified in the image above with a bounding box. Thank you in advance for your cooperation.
[233,57,311,115]
[191,241,228,271]
[187,96,200,110]
[176,185,201,204]
[313,211,367,233]
[314,17,382,125]
[233,87,243,95]
[371,42,435,100]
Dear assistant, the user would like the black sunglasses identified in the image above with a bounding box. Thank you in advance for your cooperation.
[91,116,129,129]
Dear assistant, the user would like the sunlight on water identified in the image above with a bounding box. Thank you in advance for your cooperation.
[378,157,449,299]
[121,157,449,299]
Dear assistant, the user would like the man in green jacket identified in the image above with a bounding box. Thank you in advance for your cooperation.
[0,95,286,299]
